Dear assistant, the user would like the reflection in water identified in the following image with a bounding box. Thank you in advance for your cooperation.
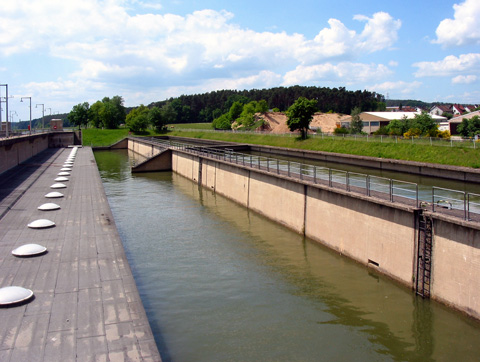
[95,149,480,362]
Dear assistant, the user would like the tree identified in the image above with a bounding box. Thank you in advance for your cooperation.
[89,101,104,128]
[148,107,165,132]
[286,97,318,139]
[68,102,90,129]
[349,107,363,134]
[212,113,231,130]
[457,116,480,138]
[410,112,437,135]
[160,102,177,125]
[385,118,407,136]
[126,105,150,133]
[100,101,117,129]
[255,99,269,113]
[238,101,257,127]
[100,96,126,129]
[229,101,244,121]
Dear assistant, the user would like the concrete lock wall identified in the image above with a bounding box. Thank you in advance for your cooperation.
[429,216,480,320]
[168,149,480,319]
[171,149,416,284]
[0,135,49,174]
[125,138,480,320]
[0,133,77,175]
[127,138,163,158]
[305,187,416,285]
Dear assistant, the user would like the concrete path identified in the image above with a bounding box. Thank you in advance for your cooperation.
[0,147,162,361]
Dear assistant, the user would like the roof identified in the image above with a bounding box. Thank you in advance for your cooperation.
[430,105,452,112]
[359,112,446,121]
[449,110,480,123]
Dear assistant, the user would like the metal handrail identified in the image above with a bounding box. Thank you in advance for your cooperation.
[142,137,479,220]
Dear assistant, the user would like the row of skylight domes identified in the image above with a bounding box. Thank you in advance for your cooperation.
[0,147,78,306]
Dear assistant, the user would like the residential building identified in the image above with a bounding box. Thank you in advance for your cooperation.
[340,112,447,134]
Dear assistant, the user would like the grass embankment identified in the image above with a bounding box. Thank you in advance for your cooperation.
[82,128,131,147]
[82,127,480,168]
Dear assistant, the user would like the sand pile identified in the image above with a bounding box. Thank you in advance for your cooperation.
[257,112,350,134]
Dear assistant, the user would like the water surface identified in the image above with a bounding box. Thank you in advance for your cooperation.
[95,149,480,362]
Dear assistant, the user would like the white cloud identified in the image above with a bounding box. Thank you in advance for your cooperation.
[367,81,423,96]
[354,12,401,52]
[0,2,404,110]
[136,1,163,11]
[452,75,478,84]
[283,63,392,85]
[0,3,401,76]
[297,12,401,64]
[435,0,480,47]
[413,53,480,77]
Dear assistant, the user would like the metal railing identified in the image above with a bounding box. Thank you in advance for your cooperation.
[138,137,480,221]
[433,187,480,221]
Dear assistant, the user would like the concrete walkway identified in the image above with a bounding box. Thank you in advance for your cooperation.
[0,147,161,361]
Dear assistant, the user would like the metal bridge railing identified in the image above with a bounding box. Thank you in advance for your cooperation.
[433,187,480,221]
[141,137,479,221]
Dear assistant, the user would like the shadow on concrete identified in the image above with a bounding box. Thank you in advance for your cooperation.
[0,148,61,220]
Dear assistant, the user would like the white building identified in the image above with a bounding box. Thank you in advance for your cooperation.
[341,112,447,134]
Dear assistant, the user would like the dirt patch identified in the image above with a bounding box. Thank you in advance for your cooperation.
[258,112,350,134]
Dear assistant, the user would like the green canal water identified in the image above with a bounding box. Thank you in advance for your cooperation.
[95,149,480,362]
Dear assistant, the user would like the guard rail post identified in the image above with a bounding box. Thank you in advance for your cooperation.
[390,179,394,202]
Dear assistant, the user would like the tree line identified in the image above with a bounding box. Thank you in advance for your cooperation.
[68,86,386,130]
[150,86,386,124]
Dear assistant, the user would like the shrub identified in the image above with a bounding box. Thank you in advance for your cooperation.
[437,130,451,139]
[373,126,389,135]
[404,128,422,138]
[334,126,349,134]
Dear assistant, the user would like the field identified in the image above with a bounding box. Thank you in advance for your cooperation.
[82,126,480,168]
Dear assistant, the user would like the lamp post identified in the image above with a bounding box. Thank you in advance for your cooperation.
[10,110,17,123]
[46,107,51,115]
[36,103,45,131]
[20,96,32,134]
[0,84,8,137]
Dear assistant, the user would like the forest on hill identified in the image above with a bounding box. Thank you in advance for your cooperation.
[149,85,386,124]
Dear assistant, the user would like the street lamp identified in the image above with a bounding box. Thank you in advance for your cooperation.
[46,107,51,115]
[20,96,32,134]
[36,103,44,131]
[9,110,17,123]
[0,84,8,137]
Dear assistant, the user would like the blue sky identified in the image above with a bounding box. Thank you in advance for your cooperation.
[0,0,479,122]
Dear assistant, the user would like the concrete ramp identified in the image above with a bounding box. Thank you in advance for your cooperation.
[132,149,172,173]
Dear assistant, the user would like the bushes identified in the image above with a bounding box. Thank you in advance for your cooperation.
[334,126,349,134]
